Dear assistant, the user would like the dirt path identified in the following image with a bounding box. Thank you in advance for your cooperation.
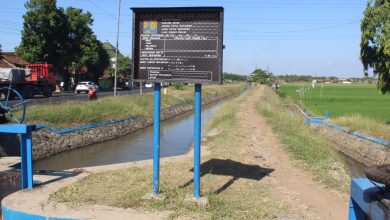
[236,86,349,219]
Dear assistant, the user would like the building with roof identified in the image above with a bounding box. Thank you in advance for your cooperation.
[102,41,124,69]
[0,52,29,68]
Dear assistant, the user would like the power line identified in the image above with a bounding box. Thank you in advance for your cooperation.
[86,0,117,20]
[225,21,360,34]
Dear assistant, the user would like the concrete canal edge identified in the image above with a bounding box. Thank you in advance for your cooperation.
[319,124,390,166]
[0,156,181,219]
[288,104,390,166]
[31,93,232,160]
[1,205,78,220]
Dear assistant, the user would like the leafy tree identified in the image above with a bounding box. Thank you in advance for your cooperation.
[16,0,109,86]
[223,73,247,82]
[250,68,272,84]
[66,7,109,82]
[83,38,110,82]
[0,43,2,53]
[66,7,94,71]
[108,56,132,78]
[16,0,69,76]
[361,0,390,93]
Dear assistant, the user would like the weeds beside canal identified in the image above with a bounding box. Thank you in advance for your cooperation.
[258,87,350,192]
[26,83,244,128]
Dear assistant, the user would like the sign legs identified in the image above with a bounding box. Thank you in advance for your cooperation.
[151,83,202,198]
[194,84,202,198]
[153,83,161,194]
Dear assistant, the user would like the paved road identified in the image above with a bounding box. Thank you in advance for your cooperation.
[23,88,153,106]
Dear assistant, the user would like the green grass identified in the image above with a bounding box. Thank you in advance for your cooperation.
[279,83,390,141]
[25,84,244,128]
[280,83,390,122]
[258,87,350,192]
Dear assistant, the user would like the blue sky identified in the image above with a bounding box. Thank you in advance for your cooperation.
[0,0,367,77]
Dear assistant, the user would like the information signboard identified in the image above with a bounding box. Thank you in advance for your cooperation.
[131,7,224,84]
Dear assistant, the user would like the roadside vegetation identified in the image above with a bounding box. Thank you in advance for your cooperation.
[258,87,350,192]
[51,87,305,219]
[279,83,390,141]
[26,83,244,128]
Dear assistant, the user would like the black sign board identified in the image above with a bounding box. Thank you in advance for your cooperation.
[131,7,224,84]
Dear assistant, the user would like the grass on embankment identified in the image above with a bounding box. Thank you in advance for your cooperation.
[26,83,244,128]
[279,83,390,141]
[51,88,302,219]
[258,87,350,192]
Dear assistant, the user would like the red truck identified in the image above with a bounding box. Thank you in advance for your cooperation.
[0,64,57,98]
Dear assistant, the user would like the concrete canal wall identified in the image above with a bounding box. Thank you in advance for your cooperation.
[0,92,236,160]
[286,104,390,166]
[319,124,390,166]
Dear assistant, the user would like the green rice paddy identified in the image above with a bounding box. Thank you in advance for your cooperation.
[279,83,390,123]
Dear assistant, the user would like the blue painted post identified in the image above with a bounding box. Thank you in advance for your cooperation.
[26,127,33,189]
[20,127,33,189]
[153,83,161,195]
[194,84,202,199]
[20,134,28,189]
[325,111,329,120]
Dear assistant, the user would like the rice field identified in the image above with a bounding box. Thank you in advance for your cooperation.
[280,83,390,123]
[279,83,390,140]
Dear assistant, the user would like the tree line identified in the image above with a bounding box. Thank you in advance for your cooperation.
[15,0,132,88]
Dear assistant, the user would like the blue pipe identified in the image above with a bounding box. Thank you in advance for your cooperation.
[194,84,202,198]
[153,83,161,194]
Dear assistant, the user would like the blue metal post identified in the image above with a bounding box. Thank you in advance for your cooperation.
[20,134,28,189]
[194,84,202,198]
[153,83,161,194]
[20,127,33,189]
[26,127,33,189]
[325,111,329,120]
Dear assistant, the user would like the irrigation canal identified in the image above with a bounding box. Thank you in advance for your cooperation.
[34,101,222,171]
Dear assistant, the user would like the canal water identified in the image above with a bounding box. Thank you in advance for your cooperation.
[34,103,222,171]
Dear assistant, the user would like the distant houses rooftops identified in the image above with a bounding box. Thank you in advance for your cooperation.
[103,41,123,59]
[0,52,29,68]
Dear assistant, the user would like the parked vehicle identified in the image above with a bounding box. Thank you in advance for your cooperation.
[0,64,57,98]
[75,81,99,94]
[120,78,133,90]
[145,82,153,88]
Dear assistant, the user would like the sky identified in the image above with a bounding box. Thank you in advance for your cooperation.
[0,0,368,77]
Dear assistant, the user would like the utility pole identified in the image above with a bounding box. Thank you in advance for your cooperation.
[114,0,122,96]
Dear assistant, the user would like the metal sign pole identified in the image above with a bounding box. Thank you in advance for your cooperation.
[194,84,202,198]
[153,83,161,194]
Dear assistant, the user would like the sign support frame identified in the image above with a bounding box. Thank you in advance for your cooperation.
[153,83,161,194]
[193,84,202,198]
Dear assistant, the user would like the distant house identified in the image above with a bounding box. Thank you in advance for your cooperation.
[0,52,28,68]
[103,41,124,69]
